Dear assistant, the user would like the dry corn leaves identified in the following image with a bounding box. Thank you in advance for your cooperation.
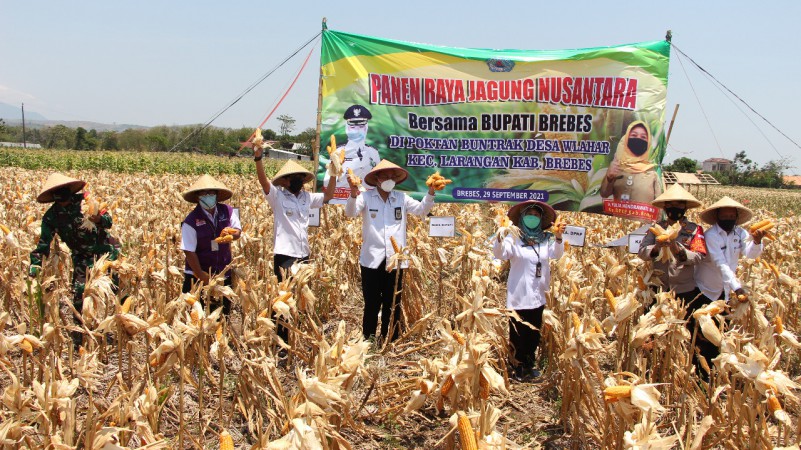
[1,168,801,448]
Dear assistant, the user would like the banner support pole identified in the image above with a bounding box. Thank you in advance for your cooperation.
[312,17,327,191]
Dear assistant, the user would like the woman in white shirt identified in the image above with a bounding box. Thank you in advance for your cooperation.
[494,200,565,381]
[345,159,437,342]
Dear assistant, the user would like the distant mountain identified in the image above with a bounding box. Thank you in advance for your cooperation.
[0,102,47,121]
[7,119,150,132]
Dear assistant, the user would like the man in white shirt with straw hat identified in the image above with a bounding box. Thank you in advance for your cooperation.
[345,159,442,343]
[692,196,766,375]
[255,150,336,343]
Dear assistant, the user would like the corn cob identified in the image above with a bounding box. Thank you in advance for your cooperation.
[347,168,362,187]
[216,325,223,341]
[452,330,466,345]
[749,219,771,233]
[120,296,134,314]
[390,236,401,253]
[184,294,198,306]
[441,375,455,396]
[636,275,647,291]
[214,235,234,244]
[769,263,780,278]
[479,373,490,400]
[571,312,581,331]
[604,289,617,310]
[19,339,33,354]
[767,395,782,413]
[0,223,9,234]
[190,309,201,326]
[219,429,234,450]
[603,385,632,403]
[220,227,239,237]
[775,316,784,334]
[457,412,477,450]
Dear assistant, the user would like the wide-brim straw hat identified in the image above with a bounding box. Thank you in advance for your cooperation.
[508,200,557,229]
[182,175,233,203]
[364,159,409,187]
[273,160,314,185]
[37,172,86,203]
[651,184,702,209]
[700,196,753,225]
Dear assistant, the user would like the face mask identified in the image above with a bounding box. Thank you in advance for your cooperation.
[288,177,304,193]
[665,207,686,221]
[199,194,217,210]
[522,215,541,229]
[346,126,367,143]
[627,137,648,156]
[718,219,736,233]
[380,179,396,192]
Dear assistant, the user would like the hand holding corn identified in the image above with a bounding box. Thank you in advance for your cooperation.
[550,217,567,239]
[649,222,681,263]
[251,128,268,158]
[214,227,239,243]
[326,135,345,178]
[425,172,452,191]
[749,219,775,244]
[346,168,365,193]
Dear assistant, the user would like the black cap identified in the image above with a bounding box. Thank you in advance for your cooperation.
[344,104,371,124]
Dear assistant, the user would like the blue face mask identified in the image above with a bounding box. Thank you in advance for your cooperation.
[199,193,217,210]
[346,125,367,143]
[522,215,541,229]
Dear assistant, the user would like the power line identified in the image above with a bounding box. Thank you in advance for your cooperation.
[169,31,322,152]
[674,48,726,158]
[671,43,801,154]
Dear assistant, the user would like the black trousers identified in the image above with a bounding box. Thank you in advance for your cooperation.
[509,306,544,372]
[182,273,232,315]
[684,288,720,378]
[272,254,309,342]
[360,260,404,341]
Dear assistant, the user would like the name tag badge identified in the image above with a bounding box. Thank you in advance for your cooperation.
[286,210,294,217]
[370,212,377,219]
[394,207,402,221]
[211,241,219,252]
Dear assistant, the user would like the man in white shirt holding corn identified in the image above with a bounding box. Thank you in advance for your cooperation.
[345,159,439,343]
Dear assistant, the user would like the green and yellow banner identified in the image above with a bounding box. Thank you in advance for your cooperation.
[317,29,670,220]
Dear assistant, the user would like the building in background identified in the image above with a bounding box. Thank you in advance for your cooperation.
[702,158,732,172]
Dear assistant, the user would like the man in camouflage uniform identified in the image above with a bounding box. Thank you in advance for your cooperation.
[29,173,120,316]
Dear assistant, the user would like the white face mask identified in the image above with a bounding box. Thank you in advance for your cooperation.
[346,124,367,143]
[379,179,396,193]
[199,193,217,210]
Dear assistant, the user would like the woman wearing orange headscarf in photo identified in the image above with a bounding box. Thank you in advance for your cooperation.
[600,120,660,203]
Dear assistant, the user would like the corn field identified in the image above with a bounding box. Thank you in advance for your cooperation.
[0,163,800,449]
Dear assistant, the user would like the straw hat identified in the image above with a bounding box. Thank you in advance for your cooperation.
[508,200,557,229]
[182,175,233,203]
[37,173,86,203]
[364,159,409,187]
[699,196,753,225]
[273,160,314,185]
[651,184,702,209]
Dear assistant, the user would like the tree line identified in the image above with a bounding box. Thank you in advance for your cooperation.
[663,151,794,189]
[0,117,316,156]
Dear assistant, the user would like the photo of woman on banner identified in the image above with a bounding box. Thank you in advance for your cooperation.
[323,104,381,201]
[600,120,661,219]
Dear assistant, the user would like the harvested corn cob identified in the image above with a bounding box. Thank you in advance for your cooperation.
[457,412,477,450]
[219,429,234,450]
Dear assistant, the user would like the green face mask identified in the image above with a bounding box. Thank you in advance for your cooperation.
[522,215,541,229]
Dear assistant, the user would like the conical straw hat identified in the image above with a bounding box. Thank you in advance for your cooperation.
[37,172,86,203]
[182,175,233,203]
[507,200,557,229]
[364,159,409,187]
[273,160,314,185]
[700,196,753,225]
[651,184,702,209]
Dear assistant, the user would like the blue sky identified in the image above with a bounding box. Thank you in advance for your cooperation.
[2,1,799,171]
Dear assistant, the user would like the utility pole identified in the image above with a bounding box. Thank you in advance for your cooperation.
[21,103,27,148]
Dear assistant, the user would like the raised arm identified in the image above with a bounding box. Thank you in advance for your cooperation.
[254,146,271,196]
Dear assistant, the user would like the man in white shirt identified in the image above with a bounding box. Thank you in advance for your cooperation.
[255,150,336,342]
[345,159,438,342]
[692,196,766,374]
